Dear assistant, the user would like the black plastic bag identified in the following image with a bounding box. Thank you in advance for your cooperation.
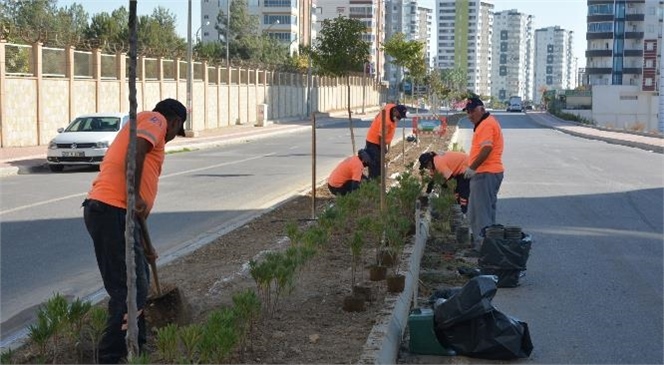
[435,310,533,360]
[479,234,532,287]
[433,276,534,360]
[434,276,497,328]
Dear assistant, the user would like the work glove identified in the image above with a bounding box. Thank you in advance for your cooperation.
[463,168,476,179]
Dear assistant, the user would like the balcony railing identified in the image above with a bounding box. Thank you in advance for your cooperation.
[586,49,612,57]
[625,13,645,21]
[586,32,613,40]
[624,49,643,57]
[585,67,612,75]
[587,14,614,22]
[625,32,644,39]
[623,68,642,74]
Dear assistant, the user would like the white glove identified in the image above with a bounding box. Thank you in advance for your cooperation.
[463,168,476,179]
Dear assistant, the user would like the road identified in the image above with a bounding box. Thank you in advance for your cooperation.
[0,117,413,343]
[450,111,664,364]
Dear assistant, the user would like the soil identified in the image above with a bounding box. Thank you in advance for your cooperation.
[8,117,464,364]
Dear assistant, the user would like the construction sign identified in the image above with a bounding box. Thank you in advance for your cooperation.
[412,116,447,136]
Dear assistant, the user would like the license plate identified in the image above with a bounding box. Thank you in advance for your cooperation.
[63,151,84,157]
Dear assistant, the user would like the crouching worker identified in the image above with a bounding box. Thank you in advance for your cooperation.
[418,151,470,213]
[328,149,373,196]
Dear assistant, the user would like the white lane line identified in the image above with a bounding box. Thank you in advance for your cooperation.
[0,153,276,216]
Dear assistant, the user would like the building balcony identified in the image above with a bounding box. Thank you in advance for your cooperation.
[623,68,642,74]
[625,32,644,39]
[586,49,612,57]
[624,49,643,57]
[625,13,645,21]
[585,67,612,75]
[587,14,614,22]
[587,0,615,4]
[586,32,613,40]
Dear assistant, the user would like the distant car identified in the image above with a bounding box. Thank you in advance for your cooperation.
[46,112,129,172]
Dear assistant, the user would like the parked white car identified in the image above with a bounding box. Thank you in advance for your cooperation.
[46,112,129,172]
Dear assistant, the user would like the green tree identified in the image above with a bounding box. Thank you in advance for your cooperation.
[2,0,59,44]
[52,3,88,47]
[383,32,425,104]
[137,7,185,57]
[86,8,129,52]
[310,15,370,153]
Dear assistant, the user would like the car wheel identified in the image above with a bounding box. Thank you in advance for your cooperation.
[49,165,64,172]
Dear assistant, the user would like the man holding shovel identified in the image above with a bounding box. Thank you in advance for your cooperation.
[83,98,186,363]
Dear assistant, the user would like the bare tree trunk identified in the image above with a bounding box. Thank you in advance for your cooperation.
[347,75,356,154]
[124,0,139,359]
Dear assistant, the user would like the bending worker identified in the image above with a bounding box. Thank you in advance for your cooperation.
[364,103,408,179]
[328,149,373,196]
[418,151,470,214]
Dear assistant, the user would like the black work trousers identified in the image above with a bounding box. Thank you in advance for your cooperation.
[83,199,149,364]
[364,141,382,179]
[328,180,360,196]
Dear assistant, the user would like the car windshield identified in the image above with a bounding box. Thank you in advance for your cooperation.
[65,117,121,132]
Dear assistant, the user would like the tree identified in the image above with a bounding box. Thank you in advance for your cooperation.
[137,7,185,57]
[52,3,88,47]
[310,15,370,153]
[2,0,59,44]
[86,8,129,52]
[383,32,425,105]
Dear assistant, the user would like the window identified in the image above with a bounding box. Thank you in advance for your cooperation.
[646,59,654,68]
[546,76,553,85]
[500,42,508,52]
[646,42,655,51]
[546,66,553,74]
[547,44,553,53]
[500,54,507,64]
[588,22,613,33]
[645,78,653,86]
[499,66,507,76]
[501,30,508,40]
[588,4,612,15]
[547,55,554,63]
[264,0,295,6]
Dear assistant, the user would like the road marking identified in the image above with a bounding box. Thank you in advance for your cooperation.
[0,153,276,216]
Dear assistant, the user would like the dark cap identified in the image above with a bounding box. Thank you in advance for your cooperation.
[358,149,372,165]
[395,104,408,118]
[418,152,435,170]
[154,98,187,136]
[462,97,484,112]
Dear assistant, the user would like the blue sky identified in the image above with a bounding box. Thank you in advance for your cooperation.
[57,0,587,67]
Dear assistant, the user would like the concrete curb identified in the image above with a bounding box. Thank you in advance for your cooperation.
[359,206,431,364]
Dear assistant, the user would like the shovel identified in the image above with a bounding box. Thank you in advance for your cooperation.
[137,216,189,327]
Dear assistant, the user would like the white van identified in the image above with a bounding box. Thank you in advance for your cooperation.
[507,96,523,112]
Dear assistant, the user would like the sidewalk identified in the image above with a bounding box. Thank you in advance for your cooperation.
[1,110,662,178]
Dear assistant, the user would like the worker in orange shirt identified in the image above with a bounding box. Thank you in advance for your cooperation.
[82,98,186,363]
[364,103,408,179]
[462,97,504,250]
[328,149,373,196]
[418,151,470,213]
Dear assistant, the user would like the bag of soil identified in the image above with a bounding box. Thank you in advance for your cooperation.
[433,276,533,360]
[479,230,532,288]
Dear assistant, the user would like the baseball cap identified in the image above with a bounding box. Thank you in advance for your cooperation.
[418,152,435,170]
[462,97,484,112]
[395,104,408,118]
[154,98,187,136]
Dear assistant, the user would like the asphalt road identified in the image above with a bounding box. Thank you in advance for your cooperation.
[448,111,663,364]
[0,116,413,343]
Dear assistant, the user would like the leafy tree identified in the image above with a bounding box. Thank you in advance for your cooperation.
[310,15,370,153]
[52,3,88,47]
[2,0,59,44]
[136,7,185,57]
[86,8,129,52]
[383,32,425,104]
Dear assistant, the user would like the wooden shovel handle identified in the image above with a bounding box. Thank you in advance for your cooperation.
[137,216,162,296]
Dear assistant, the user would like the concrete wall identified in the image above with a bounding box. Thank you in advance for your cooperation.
[591,85,660,133]
[0,41,388,147]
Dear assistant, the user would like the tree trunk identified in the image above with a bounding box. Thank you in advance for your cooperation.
[125,0,139,359]
[347,75,356,154]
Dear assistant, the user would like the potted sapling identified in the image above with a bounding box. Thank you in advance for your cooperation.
[342,231,366,312]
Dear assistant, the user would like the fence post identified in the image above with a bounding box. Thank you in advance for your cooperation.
[33,42,43,145]
[117,51,127,113]
[0,40,5,147]
[157,57,164,99]
[93,48,101,112]
[203,60,209,131]
[138,55,146,111]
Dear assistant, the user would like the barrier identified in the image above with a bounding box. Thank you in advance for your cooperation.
[412,116,447,136]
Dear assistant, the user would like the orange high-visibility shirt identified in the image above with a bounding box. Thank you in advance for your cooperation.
[433,152,469,180]
[366,103,397,145]
[328,156,364,188]
[87,111,167,213]
[469,114,504,174]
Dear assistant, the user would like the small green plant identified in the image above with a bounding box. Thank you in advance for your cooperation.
[126,352,151,364]
[85,306,107,364]
[232,289,261,359]
[349,230,365,287]
[1,348,15,364]
[179,323,203,363]
[27,311,54,363]
[155,323,180,363]
[199,308,238,364]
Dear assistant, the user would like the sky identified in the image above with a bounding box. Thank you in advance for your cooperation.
[57,0,587,67]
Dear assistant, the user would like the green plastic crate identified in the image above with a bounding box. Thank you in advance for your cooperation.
[408,308,456,356]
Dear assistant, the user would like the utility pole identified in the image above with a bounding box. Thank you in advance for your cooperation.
[186,0,193,136]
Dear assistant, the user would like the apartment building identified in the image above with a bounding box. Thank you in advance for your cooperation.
[490,9,535,103]
[436,0,493,96]
[384,0,433,98]
[200,0,314,56]
[585,0,663,90]
[316,0,385,81]
[533,26,576,104]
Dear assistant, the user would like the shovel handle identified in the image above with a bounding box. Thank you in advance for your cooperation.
[137,216,162,296]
